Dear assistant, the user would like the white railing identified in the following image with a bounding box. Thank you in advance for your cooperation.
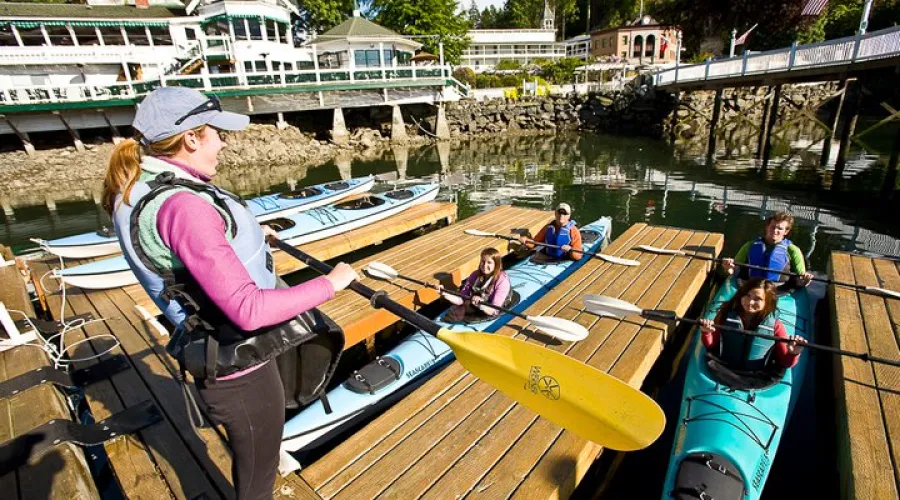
[0,64,458,106]
[0,44,178,66]
[655,25,900,87]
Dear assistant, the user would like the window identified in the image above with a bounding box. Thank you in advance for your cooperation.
[247,18,262,40]
[125,27,149,45]
[266,20,277,42]
[149,26,172,45]
[255,60,267,71]
[354,49,384,67]
[601,38,606,48]
[74,26,100,45]
[103,28,125,45]
[231,19,246,39]
[17,26,44,46]
[622,35,628,45]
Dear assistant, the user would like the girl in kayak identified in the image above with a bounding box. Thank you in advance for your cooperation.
[698,278,806,371]
[101,87,357,500]
[440,248,511,322]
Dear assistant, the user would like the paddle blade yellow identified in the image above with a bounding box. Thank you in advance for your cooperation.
[436,328,665,451]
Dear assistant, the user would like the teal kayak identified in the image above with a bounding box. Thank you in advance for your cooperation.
[279,217,613,466]
[662,277,814,500]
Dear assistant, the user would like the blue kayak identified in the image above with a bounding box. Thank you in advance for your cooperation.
[34,175,375,259]
[279,216,613,462]
[55,184,439,290]
[275,183,439,246]
[662,277,814,500]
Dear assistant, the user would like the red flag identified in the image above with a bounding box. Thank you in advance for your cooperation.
[735,23,758,45]
[802,0,829,16]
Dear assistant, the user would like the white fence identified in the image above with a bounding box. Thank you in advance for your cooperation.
[0,64,463,106]
[655,25,900,87]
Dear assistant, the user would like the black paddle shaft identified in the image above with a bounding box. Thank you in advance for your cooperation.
[648,310,900,368]
[492,233,597,258]
[274,240,442,336]
[389,272,526,320]
[682,252,860,289]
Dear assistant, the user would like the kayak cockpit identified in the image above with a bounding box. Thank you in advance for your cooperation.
[262,218,297,232]
[672,452,745,500]
[705,353,786,391]
[281,187,324,199]
[335,196,385,210]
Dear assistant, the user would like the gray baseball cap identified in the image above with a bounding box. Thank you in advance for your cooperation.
[133,87,249,144]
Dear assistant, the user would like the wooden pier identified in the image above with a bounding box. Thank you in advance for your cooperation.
[299,223,723,499]
[18,205,553,498]
[125,200,457,315]
[829,252,900,499]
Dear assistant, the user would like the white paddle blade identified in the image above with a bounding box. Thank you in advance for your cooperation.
[866,286,900,300]
[597,254,641,267]
[364,261,398,281]
[636,245,685,256]
[582,295,644,319]
[464,229,497,237]
[526,316,589,342]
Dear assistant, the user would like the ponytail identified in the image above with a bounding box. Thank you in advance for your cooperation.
[101,125,206,216]
[102,138,142,216]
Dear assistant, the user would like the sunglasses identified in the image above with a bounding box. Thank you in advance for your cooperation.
[174,95,222,126]
[556,209,569,215]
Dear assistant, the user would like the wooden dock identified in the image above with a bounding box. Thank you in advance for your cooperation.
[829,252,900,499]
[18,205,553,498]
[124,200,457,315]
[299,223,723,499]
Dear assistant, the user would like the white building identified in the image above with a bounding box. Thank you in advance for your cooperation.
[0,0,309,100]
[564,34,591,60]
[460,1,564,72]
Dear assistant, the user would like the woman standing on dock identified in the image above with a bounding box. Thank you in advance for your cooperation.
[101,87,358,500]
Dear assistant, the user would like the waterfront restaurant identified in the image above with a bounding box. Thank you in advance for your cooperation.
[0,0,311,98]
[589,15,680,65]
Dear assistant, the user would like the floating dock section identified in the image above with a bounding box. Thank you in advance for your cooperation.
[829,252,900,499]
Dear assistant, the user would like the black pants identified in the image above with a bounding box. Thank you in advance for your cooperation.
[198,361,284,500]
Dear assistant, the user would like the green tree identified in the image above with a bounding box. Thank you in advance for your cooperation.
[799,0,900,43]
[370,0,471,64]
[468,0,482,28]
[295,0,355,36]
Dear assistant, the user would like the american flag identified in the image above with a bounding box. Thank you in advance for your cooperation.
[802,0,829,16]
[735,24,758,45]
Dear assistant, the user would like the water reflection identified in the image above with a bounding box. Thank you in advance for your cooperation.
[2,131,898,268]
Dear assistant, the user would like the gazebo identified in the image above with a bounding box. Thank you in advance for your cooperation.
[305,10,421,70]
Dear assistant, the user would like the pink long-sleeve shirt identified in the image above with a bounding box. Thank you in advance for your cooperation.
[459,270,511,308]
[153,162,335,379]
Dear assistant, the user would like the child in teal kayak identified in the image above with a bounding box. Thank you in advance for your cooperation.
[440,247,511,322]
[722,211,813,291]
[699,278,806,372]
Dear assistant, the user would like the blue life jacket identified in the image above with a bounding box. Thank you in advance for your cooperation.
[716,311,777,371]
[543,220,577,259]
[747,237,792,282]
[114,159,342,392]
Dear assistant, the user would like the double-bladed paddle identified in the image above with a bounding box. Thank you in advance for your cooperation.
[582,295,900,368]
[364,261,589,341]
[637,245,900,300]
[272,239,665,451]
[464,229,641,266]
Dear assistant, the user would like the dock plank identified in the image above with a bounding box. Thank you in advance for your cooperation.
[829,252,899,499]
[302,223,723,500]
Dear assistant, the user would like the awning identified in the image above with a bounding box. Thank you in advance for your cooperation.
[2,20,169,29]
[201,14,287,25]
